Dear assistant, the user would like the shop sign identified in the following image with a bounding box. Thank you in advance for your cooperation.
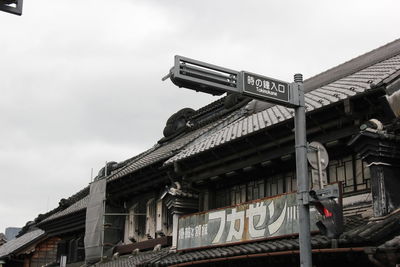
[177,192,321,250]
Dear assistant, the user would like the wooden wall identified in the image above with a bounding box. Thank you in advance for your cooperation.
[29,237,60,267]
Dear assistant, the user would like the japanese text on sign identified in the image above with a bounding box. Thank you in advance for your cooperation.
[177,192,321,250]
[242,72,290,104]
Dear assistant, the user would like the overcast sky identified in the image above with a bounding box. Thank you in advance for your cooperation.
[1,0,399,234]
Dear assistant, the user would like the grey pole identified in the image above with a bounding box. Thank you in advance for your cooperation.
[294,74,312,267]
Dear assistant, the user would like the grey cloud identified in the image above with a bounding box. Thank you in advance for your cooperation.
[1,0,400,232]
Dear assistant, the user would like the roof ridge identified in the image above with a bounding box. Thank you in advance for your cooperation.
[165,48,400,164]
[39,195,90,224]
[106,146,158,182]
[189,96,226,120]
[304,38,400,92]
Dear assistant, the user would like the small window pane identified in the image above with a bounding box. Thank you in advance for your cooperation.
[345,161,354,186]
[258,180,265,198]
[329,165,337,183]
[278,177,284,194]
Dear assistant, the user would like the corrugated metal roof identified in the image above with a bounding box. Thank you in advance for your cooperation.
[0,229,45,258]
[40,195,89,224]
[165,54,400,165]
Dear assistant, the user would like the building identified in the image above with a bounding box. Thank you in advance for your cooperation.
[2,39,400,267]
[0,228,46,267]
[5,228,22,242]
[0,234,6,247]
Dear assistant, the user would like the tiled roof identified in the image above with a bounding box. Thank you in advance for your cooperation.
[165,53,400,165]
[95,208,400,267]
[188,97,226,121]
[303,38,400,93]
[40,195,89,224]
[0,229,44,258]
[107,111,243,183]
[22,186,90,233]
[39,111,244,224]
[380,235,400,248]
[155,235,330,266]
[152,210,400,266]
[94,248,170,267]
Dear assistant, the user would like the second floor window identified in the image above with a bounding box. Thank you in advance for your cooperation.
[211,154,370,209]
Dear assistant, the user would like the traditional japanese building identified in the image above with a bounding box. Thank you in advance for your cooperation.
[2,39,400,267]
[89,39,400,267]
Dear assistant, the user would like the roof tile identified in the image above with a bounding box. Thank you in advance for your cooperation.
[40,195,89,223]
[152,210,400,266]
[165,53,400,165]
[0,229,44,258]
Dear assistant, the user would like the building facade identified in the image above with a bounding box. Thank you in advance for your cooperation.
[1,39,400,267]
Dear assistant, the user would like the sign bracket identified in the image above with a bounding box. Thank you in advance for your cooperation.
[165,56,311,267]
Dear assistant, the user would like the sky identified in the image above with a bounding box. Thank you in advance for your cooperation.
[1,0,399,234]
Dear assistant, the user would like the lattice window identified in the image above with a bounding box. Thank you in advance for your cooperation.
[246,179,265,201]
[328,155,370,194]
[212,154,370,209]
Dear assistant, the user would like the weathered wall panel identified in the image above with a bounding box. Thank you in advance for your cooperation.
[178,192,321,250]
[30,237,60,267]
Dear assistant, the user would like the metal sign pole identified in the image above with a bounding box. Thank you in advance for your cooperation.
[164,56,313,267]
[294,74,312,267]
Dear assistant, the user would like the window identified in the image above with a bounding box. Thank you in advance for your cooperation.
[126,203,139,242]
[124,201,147,243]
[328,155,370,193]
[156,199,172,236]
[211,154,371,209]
[146,198,156,239]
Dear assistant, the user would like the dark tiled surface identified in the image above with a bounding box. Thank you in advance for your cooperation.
[40,195,89,223]
[153,211,400,266]
[37,100,245,225]
[95,248,170,267]
[166,54,400,165]
[340,211,400,246]
[84,203,399,267]
[31,186,89,228]
[380,235,400,248]
[92,209,400,267]
[0,229,44,258]
[155,236,329,266]
[107,111,242,183]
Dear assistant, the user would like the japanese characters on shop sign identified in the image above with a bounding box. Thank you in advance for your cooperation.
[177,192,320,250]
